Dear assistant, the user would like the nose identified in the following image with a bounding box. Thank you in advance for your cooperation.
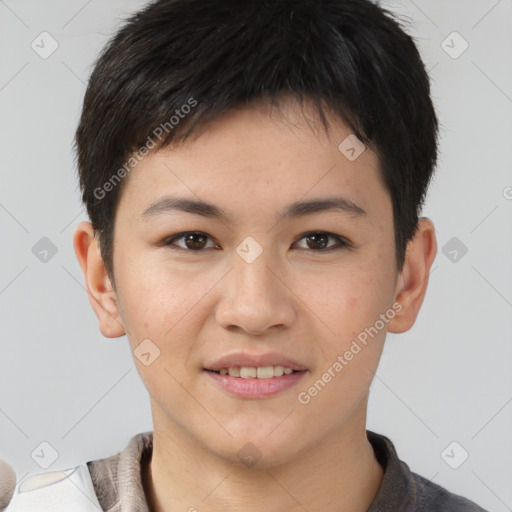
[215,248,297,336]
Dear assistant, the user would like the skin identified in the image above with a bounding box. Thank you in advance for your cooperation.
[74,95,437,512]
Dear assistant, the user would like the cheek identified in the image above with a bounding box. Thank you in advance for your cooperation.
[114,255,216,361]
[295,268,391,411]
[115,266,202,398]
[302,257,395,370]
[309,261,391,325]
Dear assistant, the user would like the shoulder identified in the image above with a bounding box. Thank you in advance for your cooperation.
[411,471,489,511]
[6,431,153,512]
[366,430,489,512]
[5,463,102,512]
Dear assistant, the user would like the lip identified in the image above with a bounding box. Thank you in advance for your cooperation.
[205,369,307,399]
[203,351,309,399]
[204,352,308,372]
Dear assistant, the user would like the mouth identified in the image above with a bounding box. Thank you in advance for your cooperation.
[207,365,299,378]
[203,354,308,399]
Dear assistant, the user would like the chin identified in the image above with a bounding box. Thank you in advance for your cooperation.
[212,427,309,471]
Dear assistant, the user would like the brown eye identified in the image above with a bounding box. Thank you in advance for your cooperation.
[184,232,208,250]
[162,231,217,251]
[161,230,349,253]
[294,231,349,251]
[306,232,329,250]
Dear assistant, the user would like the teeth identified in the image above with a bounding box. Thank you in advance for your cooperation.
[228,367,240,377]
[273,365,284,377]
[240,367,257,378]
[216,365,297,378]
[256,366,274,379]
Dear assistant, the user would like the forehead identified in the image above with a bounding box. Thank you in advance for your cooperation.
[117,97,390,226]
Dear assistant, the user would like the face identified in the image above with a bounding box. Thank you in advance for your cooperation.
[105,97,403,466]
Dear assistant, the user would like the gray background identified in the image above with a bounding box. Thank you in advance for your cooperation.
[0,1,511,510]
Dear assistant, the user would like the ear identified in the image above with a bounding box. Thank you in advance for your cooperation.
[73,221,126,338]
[387,217,437,334]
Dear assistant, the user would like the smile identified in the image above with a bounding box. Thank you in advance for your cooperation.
[205,367,307,399]
[211,365,297,378]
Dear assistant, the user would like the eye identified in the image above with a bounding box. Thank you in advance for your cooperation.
[160,230,350,252]
[161,231,219,251]
[293,231,350,252]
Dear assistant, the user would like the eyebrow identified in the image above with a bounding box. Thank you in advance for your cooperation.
[140,196,367,223]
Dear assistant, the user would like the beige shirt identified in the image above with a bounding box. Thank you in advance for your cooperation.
[86,430,488,512]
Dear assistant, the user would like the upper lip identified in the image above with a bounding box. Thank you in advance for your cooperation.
[205,352,308,372]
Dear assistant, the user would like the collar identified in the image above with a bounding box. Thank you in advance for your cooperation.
[87,430,414,512]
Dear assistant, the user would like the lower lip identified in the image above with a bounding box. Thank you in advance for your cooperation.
[204,370,307,399]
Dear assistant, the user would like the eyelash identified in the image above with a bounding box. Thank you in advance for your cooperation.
[159,231,351,253]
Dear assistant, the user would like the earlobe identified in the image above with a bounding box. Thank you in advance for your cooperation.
[387,218,437,334]
[73,221,126,338]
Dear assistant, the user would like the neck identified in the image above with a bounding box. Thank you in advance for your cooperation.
[142,414,383,512]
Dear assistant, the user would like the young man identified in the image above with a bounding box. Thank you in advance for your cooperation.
[5,0,489,510]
